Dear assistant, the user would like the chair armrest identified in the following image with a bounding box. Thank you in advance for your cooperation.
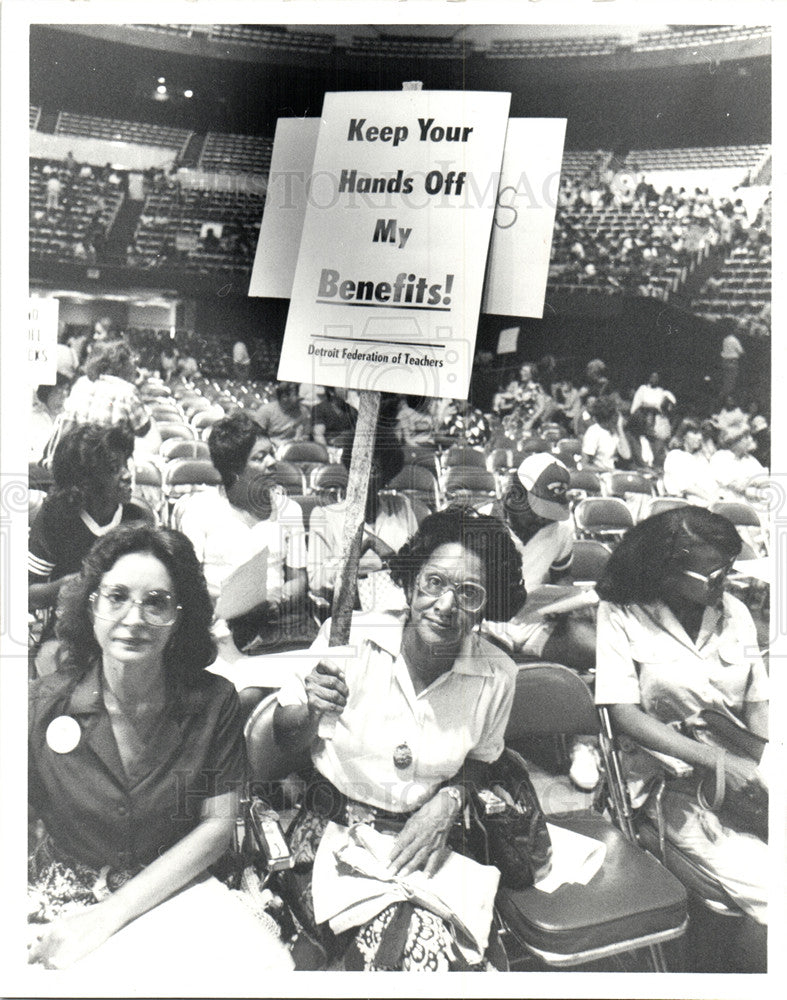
[637,746,694,779]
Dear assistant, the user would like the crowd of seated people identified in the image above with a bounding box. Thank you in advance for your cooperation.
[27,328,771,972]
[550,166,769,302]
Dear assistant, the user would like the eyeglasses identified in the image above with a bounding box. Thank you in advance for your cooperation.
[90,586,181,626]
[415,569,487,613]
[681,562,735,587]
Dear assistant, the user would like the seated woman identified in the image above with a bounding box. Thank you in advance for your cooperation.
[28,524,292,972]
[274,506,525,971]
[179,411,310,654]
[594,507,768,966]
[662,418,720,504]
[29,422,153,675]
[307,426,418,610]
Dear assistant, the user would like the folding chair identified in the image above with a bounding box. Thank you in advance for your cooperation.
[567,469,601,508]
[159,438,211,462]
[601,471,657,499]
[279,442,330,466]
[497,664,688,970]
[309,463,348,501]
[646,496,691,519]
[269,461,306,496]
[156,420,196,443]
[442,445,487,470]
[191,409,223,438]
[574,496,634,543]
[710,500,769,557]
[555,438,582,469]
[569,538,612,584]
[386,464,441,511]
[597,707,753,968]
[443,467,497,507]
[162,458,222,525]
[133,461,165,523]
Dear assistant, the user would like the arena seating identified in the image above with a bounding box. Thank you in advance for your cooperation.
[29,158,125,262]
[55,111,192,152]
[209,24,333,53]
[625,144,770,176]
[488,35,621,59]
[632,25,771,52]
[30,105,41,129]
[691,243,771,326]
[348,36,464,59]
[199,133,274,175]
[130,187,264,272]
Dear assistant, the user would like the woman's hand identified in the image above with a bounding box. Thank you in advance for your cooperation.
[28,904,116,969]
[722,753,767,800]
[305,658,348,721]
[388,789,461,878]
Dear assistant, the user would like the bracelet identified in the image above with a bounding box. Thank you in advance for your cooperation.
[442,785,463,812]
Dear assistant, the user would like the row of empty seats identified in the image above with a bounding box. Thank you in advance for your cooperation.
[347,36,464,58]
[632,25,771,52]
[627,144,770,173]
[54,111,192,152]
[488,35,621,59]
[198,133,274,176]
[30,104,41,129]
[209,24,333,53]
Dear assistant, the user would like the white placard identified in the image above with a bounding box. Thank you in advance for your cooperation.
[248,117,320,299]
[482,117,566,318]
[277,90,511,399]
[28,298,58,386]
[496,326,520,355]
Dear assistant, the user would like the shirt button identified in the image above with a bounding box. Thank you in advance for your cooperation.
[117,805,128,816]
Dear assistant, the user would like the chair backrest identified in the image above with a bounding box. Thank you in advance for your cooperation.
[134,461,163,488]
[280,441,330,465]
[568,469,601,496]
[602,471,656,498]
[444,467,496,495]
[150,404,183,422]
[156,421,196,442]
[647,496,690,519]
[163,458,222,488]
[485,448,511,474]
[245,693,311,784]
[569,538,612,583]
[556,438,582,468]
[574,496,634,534]
[505,663,600,742]
[388,463,438,495]
[139,382,172,399]
[160,438,211,462]
[443,445,487,470]
[310,463,349,495]
[191,409,223,432]
[269,460,306,494]
[710,500,762,528]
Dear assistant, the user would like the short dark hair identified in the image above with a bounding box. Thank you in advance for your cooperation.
[388,504,525,621]
[208,411,267,488]
[84,340,136,381]
[51,421,135,508]
[596,506,742,605]
[56,524,216,698]
[669,417,701,450]
[591,396,618,424]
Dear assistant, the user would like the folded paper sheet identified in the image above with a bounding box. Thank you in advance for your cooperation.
[312,821,500,964]
[534,823,606,893]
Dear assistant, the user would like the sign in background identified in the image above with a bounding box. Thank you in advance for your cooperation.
[28,297,58,386]
[482,117,566,318]
[276,90,511,399]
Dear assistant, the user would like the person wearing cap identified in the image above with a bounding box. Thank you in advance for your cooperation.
[480,455,596,666]
[709,426,767,502]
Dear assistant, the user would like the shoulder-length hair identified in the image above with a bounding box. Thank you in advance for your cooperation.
[49,421,135,510]
[388,504,526,622]
[208,411,267,488]
[56,524,216,696]
[596,506,742,605]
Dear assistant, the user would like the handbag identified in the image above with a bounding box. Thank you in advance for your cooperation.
[462,748,552,890]
[682,709,768,841]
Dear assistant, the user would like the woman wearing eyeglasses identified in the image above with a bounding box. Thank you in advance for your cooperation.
[594,507,768,967]
[273,505,525,970]
[27,524,292,972]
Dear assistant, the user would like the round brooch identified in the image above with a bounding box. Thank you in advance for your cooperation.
[393,742,413,770]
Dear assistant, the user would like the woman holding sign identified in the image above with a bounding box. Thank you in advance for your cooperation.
[274,506,525,970]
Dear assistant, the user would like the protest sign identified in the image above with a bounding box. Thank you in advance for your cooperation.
[28,297,58,385]
[277,90,511,399]
[482,117,566,318]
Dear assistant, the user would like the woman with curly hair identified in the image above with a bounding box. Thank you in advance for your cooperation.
[273,505,525,970]
[27,524,292,972]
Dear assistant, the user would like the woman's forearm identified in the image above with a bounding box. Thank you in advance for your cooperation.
[94,813,235,938]
[610,703,718,770]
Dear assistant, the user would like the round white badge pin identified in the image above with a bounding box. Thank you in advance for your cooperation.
[46,716,81,754]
